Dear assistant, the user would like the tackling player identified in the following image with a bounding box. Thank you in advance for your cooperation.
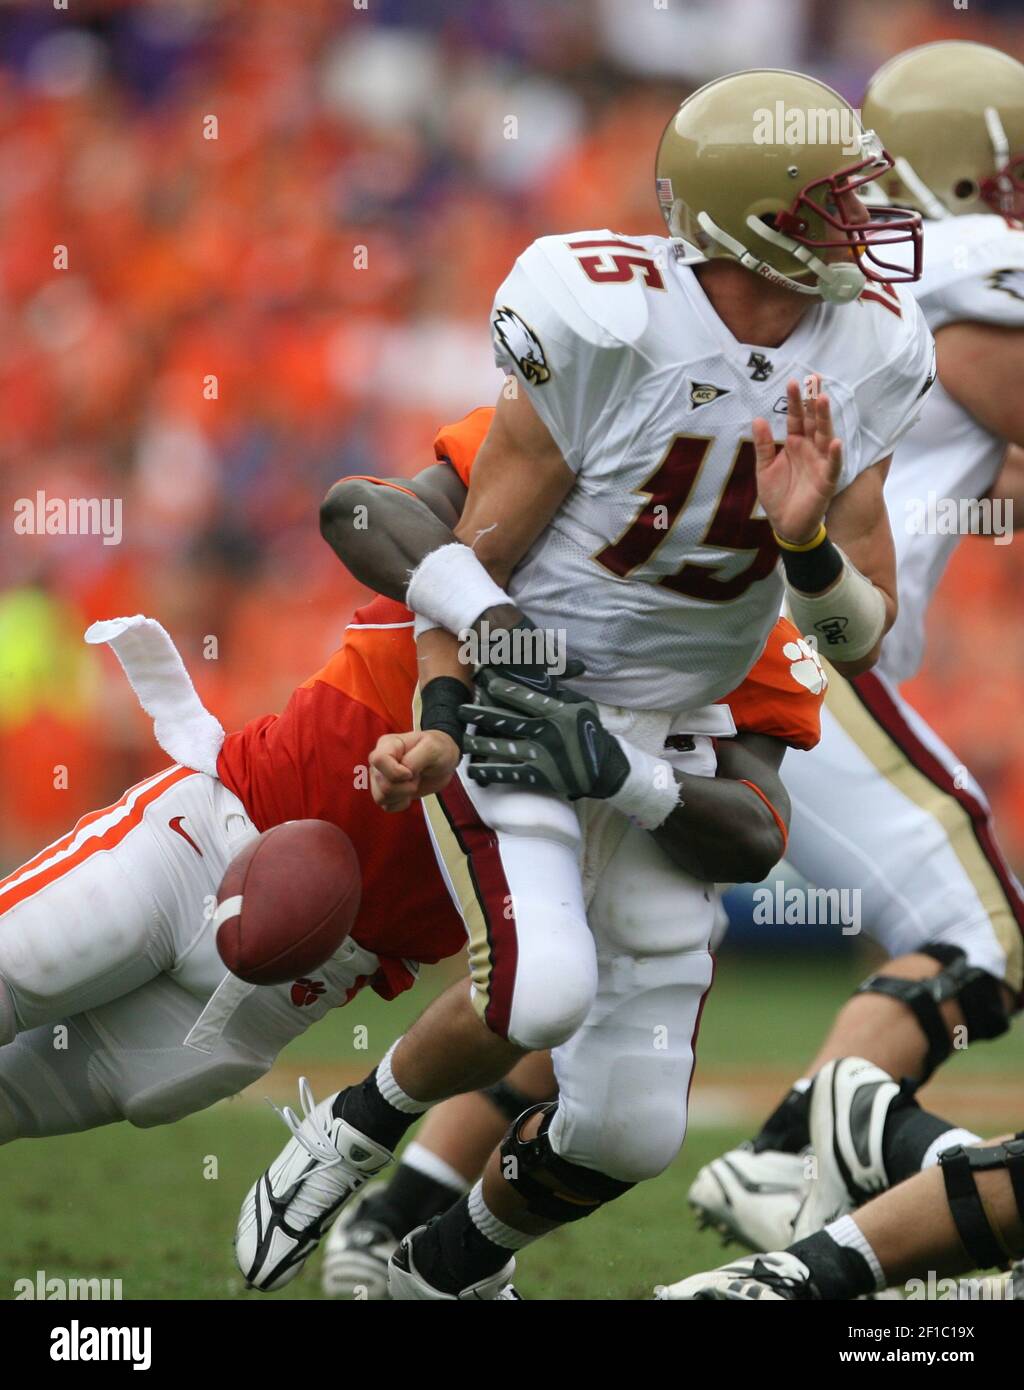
[690,41,1024,1254]
[234,69,935,1299]
[0,411,810,1159]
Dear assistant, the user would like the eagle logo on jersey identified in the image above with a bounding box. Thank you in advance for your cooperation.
[783,638,827,695]
[689,381,731,410]
[493,306,551,385]
[987,268,1024,303]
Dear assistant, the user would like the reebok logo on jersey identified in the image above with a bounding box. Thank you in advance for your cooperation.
[168,816,203,857]
[988,267,1024,302]
[689,381,730,410]
[493,306,551,385]
[747,352,774,381]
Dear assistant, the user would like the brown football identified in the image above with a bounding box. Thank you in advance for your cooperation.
[215,820,361,986]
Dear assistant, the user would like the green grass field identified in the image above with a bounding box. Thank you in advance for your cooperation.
[2,951,1021,1301]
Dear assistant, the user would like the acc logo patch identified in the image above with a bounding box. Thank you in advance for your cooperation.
[493,306,551,385]
[987,268,1024,303]
[689,380,730,410]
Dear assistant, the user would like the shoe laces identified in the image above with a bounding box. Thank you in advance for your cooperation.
[270,1077,353,1227]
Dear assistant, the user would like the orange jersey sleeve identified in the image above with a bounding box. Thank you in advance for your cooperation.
[302,595,417,733]
[432,406,495,486]
[719,618,826,750]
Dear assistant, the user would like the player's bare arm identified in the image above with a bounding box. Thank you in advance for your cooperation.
[993,443,1024,524]
[319,464,467,603]
[650,732,790,883]
[450,387,575,590]
[934,321,1024,445]
[369,629,469,813]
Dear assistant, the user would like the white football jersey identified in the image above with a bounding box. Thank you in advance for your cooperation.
[491,230,935,710]
[880,214,1024,684]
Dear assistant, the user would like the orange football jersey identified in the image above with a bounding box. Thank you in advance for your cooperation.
[217,408,825,995]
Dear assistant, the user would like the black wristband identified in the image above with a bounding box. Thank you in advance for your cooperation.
[420,676,469,752]
[779,535,844,594]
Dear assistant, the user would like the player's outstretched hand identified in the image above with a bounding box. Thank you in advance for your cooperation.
[368,729,461,812]
[753,375,843,546]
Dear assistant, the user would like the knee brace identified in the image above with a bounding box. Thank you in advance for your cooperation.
[500,1102,634,1224]
[856,944,1010,1082]
[482,1077,555,1124]
[939,1134,1024,1269]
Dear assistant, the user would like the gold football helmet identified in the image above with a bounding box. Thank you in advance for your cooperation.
[862,41,1024,220]
[655,69,922,304]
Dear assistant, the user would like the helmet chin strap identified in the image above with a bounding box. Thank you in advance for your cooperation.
[694,210,865,305]
[984,105,1016,210]
[893,157,949,221]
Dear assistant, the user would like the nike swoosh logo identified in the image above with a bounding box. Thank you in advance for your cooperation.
[168,816,203,857]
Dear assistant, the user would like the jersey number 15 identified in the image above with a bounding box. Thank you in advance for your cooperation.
[595,434,780,602]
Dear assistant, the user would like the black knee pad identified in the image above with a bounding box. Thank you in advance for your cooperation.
[499,1102,633,1224]
[939,1133,1024,1269]
[481,1077,555,1125]
[856,944,1010,1081]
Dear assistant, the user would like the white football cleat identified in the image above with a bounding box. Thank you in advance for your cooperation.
[321,1185,398,1300]
[654,1250,818,1301]
[387,1226,520,1300]
[793,1057,899,1241]
[688,1144,809,1251]
[236,1078,393,1292]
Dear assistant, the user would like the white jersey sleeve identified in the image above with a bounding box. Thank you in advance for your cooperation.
[490,234,633,473]
[844,288,936,477]
[928,263,1024,331]
[913,215,1024,333]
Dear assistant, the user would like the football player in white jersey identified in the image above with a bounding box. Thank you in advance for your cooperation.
[234,69,935,1298]
[690,41,1024,1257]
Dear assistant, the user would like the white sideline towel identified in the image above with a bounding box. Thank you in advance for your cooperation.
[85,615,226,776]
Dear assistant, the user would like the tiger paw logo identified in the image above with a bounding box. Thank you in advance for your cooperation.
[783,638,827,695]
[290,978,326,1007]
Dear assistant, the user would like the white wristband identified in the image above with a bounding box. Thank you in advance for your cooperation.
[406,543,513,637]
[785,550,886,663]
[607,738,681,831]
[413,612,439,639]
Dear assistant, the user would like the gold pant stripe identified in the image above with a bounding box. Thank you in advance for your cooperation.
[413,684,495,1023]
[421,786,494,1023]
[825,668,1024,993]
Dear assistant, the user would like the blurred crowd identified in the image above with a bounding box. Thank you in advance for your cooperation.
[1,0,1023,867]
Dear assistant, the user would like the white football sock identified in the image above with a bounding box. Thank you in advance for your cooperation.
[376,1042,431,1115]
[922,1127,982,1170]
[401,1141,471,1195]
[468,1182,537,1252]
